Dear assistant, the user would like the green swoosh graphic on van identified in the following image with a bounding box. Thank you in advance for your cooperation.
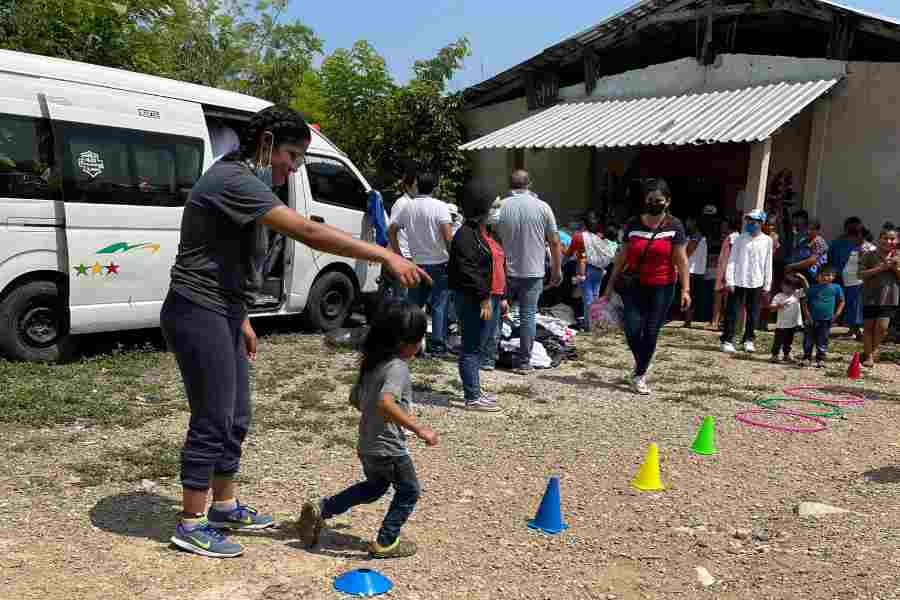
[96,242,160,254]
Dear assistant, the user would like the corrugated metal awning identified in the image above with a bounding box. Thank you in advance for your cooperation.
[460,79,840,151]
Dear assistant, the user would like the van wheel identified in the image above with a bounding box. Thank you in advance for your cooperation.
[304,271,356,332]
[0,280,76,362]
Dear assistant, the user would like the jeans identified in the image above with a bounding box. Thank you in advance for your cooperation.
[160,291,250,491]
[843,285,863,327]
[771,327,798,357]
[457,293,487,401]
[507,276,544,368]
[480,296,502,368]
[322,454,420,547]
[803,320,832,360]
[580,265,605,331]
[721,286,763,344]
[622,284,676,377]
[410,262,450,354]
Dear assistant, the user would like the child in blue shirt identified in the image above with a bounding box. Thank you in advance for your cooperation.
[800,265,845,368]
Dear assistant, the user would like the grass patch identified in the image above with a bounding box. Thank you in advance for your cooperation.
[0,348,179,429]
[412,358,445,376]
[499,384,535,398]
[280,389,333,412]
[71,438,181,486]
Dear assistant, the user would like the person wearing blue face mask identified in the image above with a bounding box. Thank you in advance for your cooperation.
[720,209,774,354]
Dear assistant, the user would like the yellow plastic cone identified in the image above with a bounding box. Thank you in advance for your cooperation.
[631,443,665,491]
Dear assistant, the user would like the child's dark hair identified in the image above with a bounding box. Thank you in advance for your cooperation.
[417,172,439,196]
[359,300,427,379]
[783,274,803,290]
[818,264,837,277]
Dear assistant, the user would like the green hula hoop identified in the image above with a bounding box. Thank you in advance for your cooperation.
[753,396,843,418]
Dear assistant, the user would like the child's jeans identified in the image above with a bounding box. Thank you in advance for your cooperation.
[771,327,798,357]
[803,320,832,360]
[322,454,420,547]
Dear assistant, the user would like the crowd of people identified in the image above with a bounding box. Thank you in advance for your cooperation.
[155,104,899,562]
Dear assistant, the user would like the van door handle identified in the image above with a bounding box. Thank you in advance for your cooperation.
[310,215,325,223]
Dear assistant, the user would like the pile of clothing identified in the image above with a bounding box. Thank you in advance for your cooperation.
[495,305,579,369]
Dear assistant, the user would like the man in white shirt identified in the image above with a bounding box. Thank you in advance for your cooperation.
[384,167,417,300]
[389,171,454,355]
[495,170,562,370]
[721,209,774,353]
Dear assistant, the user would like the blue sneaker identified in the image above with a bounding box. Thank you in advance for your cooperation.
[207,500,274,530]
[171,518,243,558]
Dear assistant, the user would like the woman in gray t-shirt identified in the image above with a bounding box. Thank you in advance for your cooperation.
[859,226,900,367]
[162,106,426,559]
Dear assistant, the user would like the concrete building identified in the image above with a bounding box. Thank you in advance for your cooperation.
[459,0,900,241]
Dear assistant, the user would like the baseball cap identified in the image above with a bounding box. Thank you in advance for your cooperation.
[747,209,767,222]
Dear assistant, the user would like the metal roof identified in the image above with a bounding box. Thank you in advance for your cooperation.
[460,78,840,151]
[463,0,900,105]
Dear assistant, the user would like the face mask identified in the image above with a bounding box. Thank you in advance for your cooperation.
[250,163,274,189]
[744,222,761,235]
[645,202,666,216]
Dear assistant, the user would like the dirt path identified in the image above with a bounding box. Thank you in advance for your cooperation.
[2,325,899,599]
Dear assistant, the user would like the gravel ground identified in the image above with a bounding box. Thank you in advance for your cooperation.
[1,322,900,600]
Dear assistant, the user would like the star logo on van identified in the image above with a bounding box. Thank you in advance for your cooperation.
[105,262,120,275]
[73,263,89,276]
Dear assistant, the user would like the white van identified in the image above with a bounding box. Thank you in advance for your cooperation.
[0,49,382,362]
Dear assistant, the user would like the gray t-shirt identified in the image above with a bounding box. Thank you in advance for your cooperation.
[352,358,412,457]
[170,160,282,318]
[496,190,559,278]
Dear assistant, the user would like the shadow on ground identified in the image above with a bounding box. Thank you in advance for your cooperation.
[538,371,631,393]
[863,466,900,484]
[89,491,180,543]
[289,527,371,560]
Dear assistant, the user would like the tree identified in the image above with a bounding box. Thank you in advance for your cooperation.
[377,38,472,202]
[319,40,396,175]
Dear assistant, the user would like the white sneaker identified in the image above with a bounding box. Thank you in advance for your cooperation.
[721,342,737,354]
[633,375,652,395]
[743,341,756,353]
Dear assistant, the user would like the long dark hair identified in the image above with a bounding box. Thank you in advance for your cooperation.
[223,106,311,162]
[359,300,427,380]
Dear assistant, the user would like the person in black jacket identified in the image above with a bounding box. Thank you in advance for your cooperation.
[449,196,505,412]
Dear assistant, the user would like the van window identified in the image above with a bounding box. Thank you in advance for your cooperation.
[0,113,57,200]
[57,122,203,207]
[306,155,367,211]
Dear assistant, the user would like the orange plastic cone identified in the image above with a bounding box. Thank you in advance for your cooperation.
[848,352,862,380]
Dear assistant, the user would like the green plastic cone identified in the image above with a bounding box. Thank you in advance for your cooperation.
[690,416,718,455]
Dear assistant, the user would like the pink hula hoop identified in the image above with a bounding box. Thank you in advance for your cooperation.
[735,408,827,433]
[782,385,865,406]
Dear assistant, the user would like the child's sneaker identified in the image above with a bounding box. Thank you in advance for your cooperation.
[632,375,652,395]
[207,500,274,530]
[798,358,812,368]
[721,342,737,354]
[815,360,826,369]
[743,341,756,353]
[171,518,244,558]
[369,538,418,559]
[296,501,324,548]
[783,353,794,363]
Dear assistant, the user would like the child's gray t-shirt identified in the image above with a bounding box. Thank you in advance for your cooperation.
[351,358,412,456]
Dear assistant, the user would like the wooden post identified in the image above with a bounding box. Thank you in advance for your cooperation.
[745,138,772,212]
[803,96,832,215]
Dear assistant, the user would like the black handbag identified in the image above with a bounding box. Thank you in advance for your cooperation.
[613,219,665,296]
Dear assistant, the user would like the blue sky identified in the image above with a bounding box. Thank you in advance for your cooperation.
[287,0,900,92]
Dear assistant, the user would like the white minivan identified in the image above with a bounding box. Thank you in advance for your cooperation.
[0,49,383,362]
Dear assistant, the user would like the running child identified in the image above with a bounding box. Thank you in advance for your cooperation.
[799,265,845,368]
[769,274,807,363]
[296,301,439,558]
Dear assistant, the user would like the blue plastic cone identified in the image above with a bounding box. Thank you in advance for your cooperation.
[527,475,569,534]
[333,568,393,597]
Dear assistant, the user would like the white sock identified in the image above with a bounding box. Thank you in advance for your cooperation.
[212,498,238,512]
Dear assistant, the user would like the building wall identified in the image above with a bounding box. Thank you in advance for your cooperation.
[811,62,900,239]
[525,147,592,226]
[769,108,813,212]
[462,96,528,200]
